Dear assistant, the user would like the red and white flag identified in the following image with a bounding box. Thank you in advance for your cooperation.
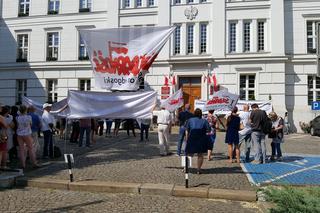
[80,26,175,91]
[171,75,176,86]
[160,89,184,112]
[164,75,169,86]
[212,74,218,92]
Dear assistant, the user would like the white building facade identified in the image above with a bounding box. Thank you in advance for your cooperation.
[0,0,320,132]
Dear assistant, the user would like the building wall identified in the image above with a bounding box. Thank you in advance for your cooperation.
[0,0,319,132]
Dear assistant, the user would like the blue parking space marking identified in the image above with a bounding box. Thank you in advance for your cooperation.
[241,155,320,186]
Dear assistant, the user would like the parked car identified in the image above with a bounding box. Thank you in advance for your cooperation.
[310,115,320,136]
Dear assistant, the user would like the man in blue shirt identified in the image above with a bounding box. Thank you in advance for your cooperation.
[177,104,194,156]
[28,106,42,158]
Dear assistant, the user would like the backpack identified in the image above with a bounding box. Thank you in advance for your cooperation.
[262,116,272,134]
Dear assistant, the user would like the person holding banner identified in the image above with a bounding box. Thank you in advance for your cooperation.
[42,103,55,159]
[157,106,172,156]
[225,107,241,163]
[185,108,211,174]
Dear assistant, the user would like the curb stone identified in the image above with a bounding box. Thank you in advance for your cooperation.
[16,177,257,202]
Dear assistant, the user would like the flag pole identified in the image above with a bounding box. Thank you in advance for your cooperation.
[207,63,211,101]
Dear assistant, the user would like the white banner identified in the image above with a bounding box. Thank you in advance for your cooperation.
[160,89,184,112]
[80,26,175,91]
[195,99,273,115]
[205,90,239,111]
[22,96,68,115]
[67,90,157,119]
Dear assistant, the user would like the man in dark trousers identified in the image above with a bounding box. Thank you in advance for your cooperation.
[250,103,268,164]
[176,104,194,156]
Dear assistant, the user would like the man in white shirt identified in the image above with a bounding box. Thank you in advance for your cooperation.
[41,103,55,159]
[157,107,172,156]
[238,104,252,162]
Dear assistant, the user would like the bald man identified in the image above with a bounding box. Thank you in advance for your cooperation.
[177,104,194,156]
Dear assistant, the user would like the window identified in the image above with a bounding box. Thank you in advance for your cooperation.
[124,0,130,8]
[243,22,250,52]
[136,0,142,7]
[229,22,236,53]
[79,0,91,12]
[148,0,154,6]
[174,0,181,4]
[18,0,30,17]
[174,25,181,54]
[16,34,28,62]
[200,23,207,53]
[187,25,194,54]
[258,21,265,52]
[79,79,91,91]
[187,0,194,3]
[308,75,320,105]
[307,21,318,54]
[239,75,255,100]
[16,80,27,104]
[47,32,59,61]
[79,35,89,60]
[200,0,207,2]
[48,0,59,14]
[47,79,58,103]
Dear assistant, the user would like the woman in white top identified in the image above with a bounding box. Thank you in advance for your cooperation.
[16,105,39,169]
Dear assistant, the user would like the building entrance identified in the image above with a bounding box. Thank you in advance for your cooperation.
[179,77,201,112]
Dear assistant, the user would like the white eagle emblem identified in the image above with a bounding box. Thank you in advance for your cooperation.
[184,6,198,20]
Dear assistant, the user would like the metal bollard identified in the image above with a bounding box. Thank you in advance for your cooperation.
[64,154,74,182]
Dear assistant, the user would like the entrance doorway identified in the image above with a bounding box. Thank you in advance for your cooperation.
[179,77,201,112]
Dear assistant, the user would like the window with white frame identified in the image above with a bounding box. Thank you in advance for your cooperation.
[47,79,58,103]
[200,23,207,54]
[79,0,91,12]
[243,22,250,52]
[79,79,91,91]
[16,34,28,62]
[229,22,236,53]
[148,0,154,6]
[174,25,181,55]
[187,0,194,3]
[239,74,255,100]
[48,0,59,14]
[18,0,30,16]
[174,0,181,4]
[16,80,27,104]
[258,21,265,52]
[124,0,130,8]
[308,75,320,105]
[307,21,318,54]
[136,0,142,7]
[187,25,194,54]
[79,34,88,60]
[47,32,59,61]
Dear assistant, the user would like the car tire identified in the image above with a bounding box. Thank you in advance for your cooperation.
[310,127,315,136]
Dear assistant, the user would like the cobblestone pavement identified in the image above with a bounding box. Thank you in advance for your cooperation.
[25,129,254,190]
[19,129,319,191]
[0,187,261,213]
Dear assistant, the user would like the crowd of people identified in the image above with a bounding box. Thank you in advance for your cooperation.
[156,103,286,174]
[0,100,287,173]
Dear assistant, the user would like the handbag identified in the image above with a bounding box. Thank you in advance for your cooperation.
[239,123,244,130]
[0,129,8,143]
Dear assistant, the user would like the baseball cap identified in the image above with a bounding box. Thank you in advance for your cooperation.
[43,103,52,109]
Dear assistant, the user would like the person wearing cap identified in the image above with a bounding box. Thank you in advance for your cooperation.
[41,103,55,159]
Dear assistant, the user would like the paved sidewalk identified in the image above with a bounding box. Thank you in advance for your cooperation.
[23,128,254,191]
